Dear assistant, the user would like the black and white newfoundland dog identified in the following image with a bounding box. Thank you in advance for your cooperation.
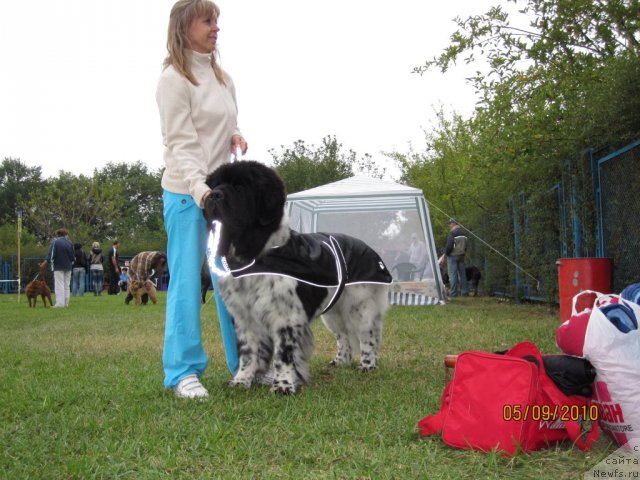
[203,161,391,394]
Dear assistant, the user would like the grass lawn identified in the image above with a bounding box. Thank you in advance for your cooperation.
[0,292,616,479]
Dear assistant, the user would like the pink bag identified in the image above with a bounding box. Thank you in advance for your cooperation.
[557,290,640,449]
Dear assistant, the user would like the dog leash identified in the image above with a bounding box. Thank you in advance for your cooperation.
[205,145,244,376]
[206,164,240,376]
[207,221,229,277]
[231,145,243,163]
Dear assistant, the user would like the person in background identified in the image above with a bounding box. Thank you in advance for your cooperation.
[443,218,469,297]
[88,241,105,295]
[157,0,247,398]
[71,242,88,296]
[119,261,130,293]
[408,233,427,280]
[107,240,121,295]
[40,228,75,308]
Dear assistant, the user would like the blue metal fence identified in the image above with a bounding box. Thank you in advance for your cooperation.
[592,139,640,290]
[0,255,170,294]
[469,138,639,301]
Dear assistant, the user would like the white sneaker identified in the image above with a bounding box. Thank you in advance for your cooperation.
[173,374,209,399]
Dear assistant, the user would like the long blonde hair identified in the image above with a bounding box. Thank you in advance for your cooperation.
[163,0,226,86]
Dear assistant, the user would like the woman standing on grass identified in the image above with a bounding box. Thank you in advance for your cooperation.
[88,241,105,295]
[157,0,247,399]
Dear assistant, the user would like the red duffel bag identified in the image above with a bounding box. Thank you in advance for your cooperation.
[418,341,598,455]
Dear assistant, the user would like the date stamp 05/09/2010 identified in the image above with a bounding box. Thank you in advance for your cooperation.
[502,403,599,422]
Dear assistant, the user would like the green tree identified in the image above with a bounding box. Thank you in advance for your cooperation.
[414,0,640,88]
[91,162,166,253]
[0,158,44,224]
[14,162,166,255]
[23,172,120,246]
[390,109,496,243]
[0,223,44,259]
[270,136,384,194]
[410,0,640,221]
[403,0,640,299]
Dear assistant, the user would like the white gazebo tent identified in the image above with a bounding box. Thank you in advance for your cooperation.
[286,176,445,305]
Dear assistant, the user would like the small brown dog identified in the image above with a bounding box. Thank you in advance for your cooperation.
[128,279,158,305]
[26,265,53,307]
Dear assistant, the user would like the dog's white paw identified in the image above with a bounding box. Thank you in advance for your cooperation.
[329,357,351,367]
[270,379,298,395]
[227,377,253,388]
[357,362,377,372]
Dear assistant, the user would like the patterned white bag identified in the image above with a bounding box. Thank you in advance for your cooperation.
[562,290,640,448]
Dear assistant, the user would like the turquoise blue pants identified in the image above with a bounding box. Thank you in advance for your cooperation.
[162,191,238,388]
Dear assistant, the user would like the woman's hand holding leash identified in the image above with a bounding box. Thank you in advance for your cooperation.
[230,135,247,160]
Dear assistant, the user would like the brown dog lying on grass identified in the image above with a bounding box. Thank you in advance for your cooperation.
[25,265,53,307]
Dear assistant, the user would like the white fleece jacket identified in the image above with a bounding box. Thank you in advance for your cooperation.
[156,51,241,207]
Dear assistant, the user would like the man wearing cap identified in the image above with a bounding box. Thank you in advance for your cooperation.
[444,218,469,297]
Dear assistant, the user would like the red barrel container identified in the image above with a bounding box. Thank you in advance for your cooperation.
[556,258,613,322]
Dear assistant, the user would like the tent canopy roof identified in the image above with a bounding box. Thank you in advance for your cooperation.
[286,175,423,212]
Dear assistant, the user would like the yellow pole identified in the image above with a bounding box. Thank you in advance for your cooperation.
[17,209,22,303]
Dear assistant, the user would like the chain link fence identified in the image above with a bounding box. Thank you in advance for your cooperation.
[466,139,640,302]
[597,140,640,291]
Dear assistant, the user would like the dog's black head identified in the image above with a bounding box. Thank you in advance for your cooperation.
[204,161,287,260]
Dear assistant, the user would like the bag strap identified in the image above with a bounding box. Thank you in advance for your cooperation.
[507,341,600,450]
[505,341,544,366]
[594,293,624,307]
[525,341,601,451]
[571,290,605,316]
[563,403,600,451]
[417,383,451,436]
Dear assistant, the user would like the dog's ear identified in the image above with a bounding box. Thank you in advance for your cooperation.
[258,194,284,226]
[255,167,286,227]
[259,216,277,226]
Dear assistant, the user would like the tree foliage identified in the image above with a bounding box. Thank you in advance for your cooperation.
[24,172,109,245]
[409,0,640,208]
[0,159,166,256]
[91,162,165,248]
[269,135,385,194]
[0,223,44,259]
[0,158,44,223]
[415,0,639,84]
[401,0,640,299]
[2,134,379,258]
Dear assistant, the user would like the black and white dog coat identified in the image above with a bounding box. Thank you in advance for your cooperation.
[219,230,392,316]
